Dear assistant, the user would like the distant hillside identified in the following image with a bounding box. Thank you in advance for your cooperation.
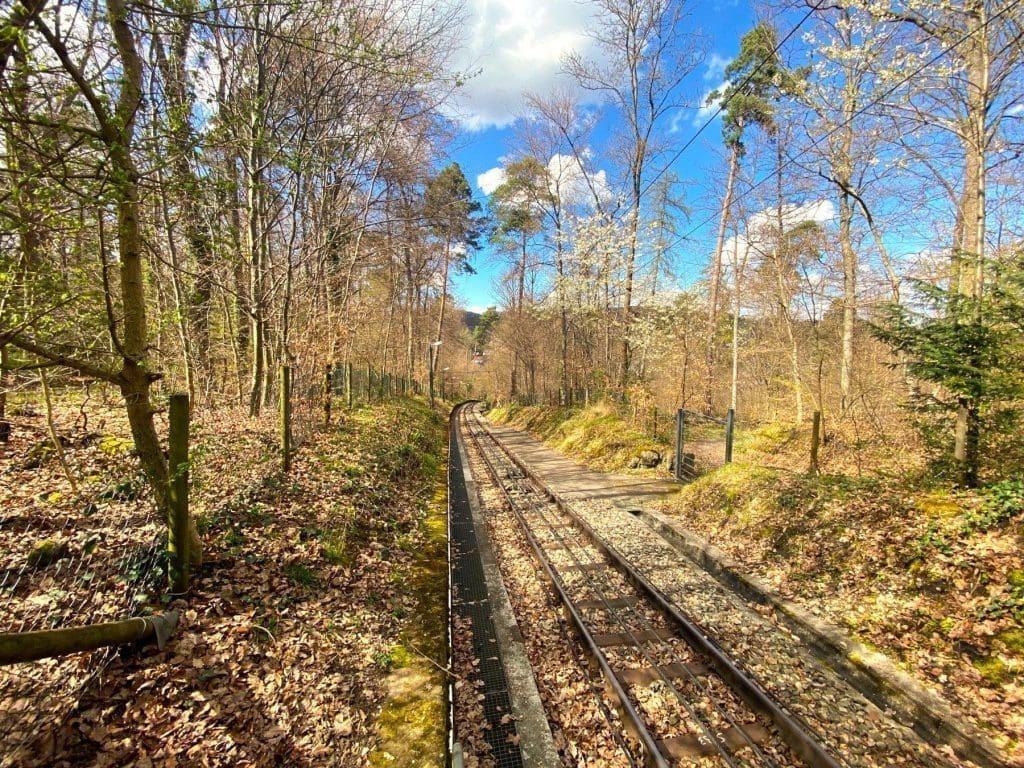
[463,310,481,332]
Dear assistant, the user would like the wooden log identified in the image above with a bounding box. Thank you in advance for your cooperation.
[0,611,180,665]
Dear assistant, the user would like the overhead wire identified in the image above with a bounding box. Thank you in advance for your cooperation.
[665,0,1024,255]
[641,2,822,198]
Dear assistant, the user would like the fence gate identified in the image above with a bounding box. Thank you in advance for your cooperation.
[673,408,735,482]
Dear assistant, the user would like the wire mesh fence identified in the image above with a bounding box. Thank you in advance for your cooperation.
[672,408,735,483]
[0,358,430,762]
[329,362,421,409]
[288,357,324,451]
[0,384,168,764]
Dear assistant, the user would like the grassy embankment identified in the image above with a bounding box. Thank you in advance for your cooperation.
[487,401,1024,758]
[487,401,669,472]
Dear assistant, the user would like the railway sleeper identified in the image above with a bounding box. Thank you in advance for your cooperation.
[658,723,771,759]
[617,661,711,685]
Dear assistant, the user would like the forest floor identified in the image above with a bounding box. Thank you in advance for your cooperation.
[0,390,448,767]
[488,402,1024,763]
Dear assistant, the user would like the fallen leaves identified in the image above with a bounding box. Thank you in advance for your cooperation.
[1,393,448,766]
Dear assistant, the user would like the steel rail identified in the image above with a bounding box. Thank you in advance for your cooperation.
[457,404,665,768]
[498,463,766,768]
[464,403,845,768]
[457,407,641,766]
[464,407,765,767]
[477,424,762,767]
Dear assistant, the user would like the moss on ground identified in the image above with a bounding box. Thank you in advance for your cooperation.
[368,421,447,768]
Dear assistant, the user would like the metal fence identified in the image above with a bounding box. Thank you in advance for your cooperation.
[672,408,735,483]
[0,357,432,762]
[329,362,421,408]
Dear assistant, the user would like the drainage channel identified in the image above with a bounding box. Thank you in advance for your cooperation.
[448,409,523,767]
[449,402,571,767]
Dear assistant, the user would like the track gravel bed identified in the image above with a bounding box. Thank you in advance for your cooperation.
[463,416,636,767]
[465,406,823,767]
[477,411,982,768]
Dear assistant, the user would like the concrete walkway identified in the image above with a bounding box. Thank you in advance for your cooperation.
[482,418,680,508]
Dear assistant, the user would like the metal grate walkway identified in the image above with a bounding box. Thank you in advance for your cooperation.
[449,422,524,768]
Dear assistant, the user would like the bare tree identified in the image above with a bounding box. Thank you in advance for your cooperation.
[565,0,704,393]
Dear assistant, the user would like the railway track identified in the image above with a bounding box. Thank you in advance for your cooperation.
[456,401,844,768]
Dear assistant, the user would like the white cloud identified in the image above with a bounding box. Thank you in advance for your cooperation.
[1008,103,1024,116]
[477,167,507,194]
[479,153,612,207]
[703,53,731,82]
[722,233,750,264]
[547,153,612,206]
[447,0,601,130]
[722,201,836,266]
[693,80,728,127]
[748,200,836,235]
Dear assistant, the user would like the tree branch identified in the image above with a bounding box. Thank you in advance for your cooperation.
[0,331,119,384]
[0,0,47,80]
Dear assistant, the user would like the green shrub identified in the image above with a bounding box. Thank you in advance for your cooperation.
[964,478,1024,532]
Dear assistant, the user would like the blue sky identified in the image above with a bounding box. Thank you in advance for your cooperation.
[443,0,765,312]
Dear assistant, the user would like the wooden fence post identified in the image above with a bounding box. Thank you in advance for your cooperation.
[810,410,822,475]
[428,346,436,408]
[280,366,292,472]
[725,408,735,464]
[168,394,190,594]
[674,409,685,482]
[324,364,333,427]
[346,362,353,409]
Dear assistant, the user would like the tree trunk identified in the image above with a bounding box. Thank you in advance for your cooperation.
[246,9,267,417]
[953,3,989,486]
[555,216,569,405]
[512,231,528,399]
[107,0,200,561]
[152,9,213,398]
[773,138,803,424]
[405,246,416,380]
[838,187,857,415]
[155,162,197,404]
[433,240,451,375]
[619,204,639,393]
[729,222,747,412]
[0,343,9,443]
[706,144,739,413]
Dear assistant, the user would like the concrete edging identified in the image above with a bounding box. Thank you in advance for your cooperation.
[634,506,1008,768]
[454,427,561,768]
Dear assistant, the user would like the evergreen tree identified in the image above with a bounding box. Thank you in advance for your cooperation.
[704,23,804,413]
[423,163,486,374]
[874,256,1024,486]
